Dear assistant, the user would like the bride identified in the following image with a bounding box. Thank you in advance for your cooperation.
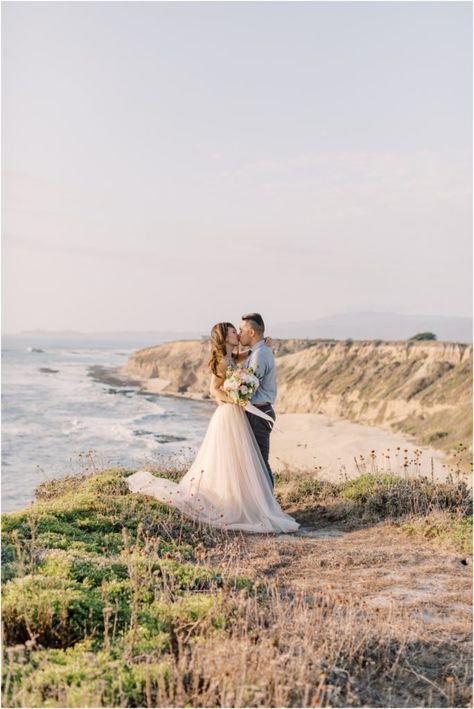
[125,322,300,534]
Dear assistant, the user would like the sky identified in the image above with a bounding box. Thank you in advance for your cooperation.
[2,0,472,334]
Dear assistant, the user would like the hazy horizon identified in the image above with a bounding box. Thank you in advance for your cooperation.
[3,1,472,333]
[3,308,472,344]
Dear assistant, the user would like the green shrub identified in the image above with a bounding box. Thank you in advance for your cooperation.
[403,513,473,553]
[339,474,399,503]
[408,332,437,340]
[2,576,106,648]
[286,478,333,504]
[2,639,172,709]
[338,473,472,518]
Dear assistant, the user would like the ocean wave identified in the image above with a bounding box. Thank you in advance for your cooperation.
[3,341,211,510]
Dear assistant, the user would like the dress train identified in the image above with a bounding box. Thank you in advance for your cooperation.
[126,403,299,534]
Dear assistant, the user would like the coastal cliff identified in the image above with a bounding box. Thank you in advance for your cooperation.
[122,339,316,397]
[121,339,472,459]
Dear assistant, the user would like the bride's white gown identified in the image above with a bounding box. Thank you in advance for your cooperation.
[126,403,300,534]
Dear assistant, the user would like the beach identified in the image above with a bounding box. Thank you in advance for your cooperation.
[270,412,452,483]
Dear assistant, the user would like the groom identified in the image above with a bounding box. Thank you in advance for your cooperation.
[239,313,277,489]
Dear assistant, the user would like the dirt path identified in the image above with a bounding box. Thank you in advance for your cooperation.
[205,519,472,635]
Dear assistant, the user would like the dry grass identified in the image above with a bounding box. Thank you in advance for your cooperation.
[1,455,472,707]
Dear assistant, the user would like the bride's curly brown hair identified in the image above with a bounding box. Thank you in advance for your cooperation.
[208,322,235,376]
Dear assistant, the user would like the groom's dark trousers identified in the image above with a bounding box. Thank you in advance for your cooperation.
[246,403,276,489]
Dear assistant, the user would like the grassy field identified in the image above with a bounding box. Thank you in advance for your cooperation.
[1,462,472,707]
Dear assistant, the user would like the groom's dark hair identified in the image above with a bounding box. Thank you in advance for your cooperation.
[241,312,265,335]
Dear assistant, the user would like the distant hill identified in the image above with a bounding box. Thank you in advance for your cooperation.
[271,311,472,343]
[5,311,472,343]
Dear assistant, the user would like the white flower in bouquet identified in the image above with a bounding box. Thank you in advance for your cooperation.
[223,366,260,406]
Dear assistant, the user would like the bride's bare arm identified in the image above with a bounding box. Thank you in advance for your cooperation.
[210,371,232,405]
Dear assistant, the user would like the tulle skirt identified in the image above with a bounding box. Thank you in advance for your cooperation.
[126,403,300,534]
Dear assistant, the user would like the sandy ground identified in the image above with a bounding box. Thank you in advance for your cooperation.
[270,412,451,483]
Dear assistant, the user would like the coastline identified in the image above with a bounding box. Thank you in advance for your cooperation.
[88,364,457,484]
[87,365,213,402]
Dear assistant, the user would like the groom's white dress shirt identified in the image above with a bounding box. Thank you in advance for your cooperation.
[244,339,277,405]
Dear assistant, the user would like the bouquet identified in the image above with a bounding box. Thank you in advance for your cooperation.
[222,366,260,406]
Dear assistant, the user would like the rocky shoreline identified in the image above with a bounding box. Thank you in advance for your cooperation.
[87,364,212,402]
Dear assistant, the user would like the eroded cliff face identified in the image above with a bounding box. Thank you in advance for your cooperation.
[123,339,317,396]
[275,340,472,456]
[124,340,217,396]
[123,339,472,456]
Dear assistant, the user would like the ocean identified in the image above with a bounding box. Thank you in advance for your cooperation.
[1,335,214,513]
